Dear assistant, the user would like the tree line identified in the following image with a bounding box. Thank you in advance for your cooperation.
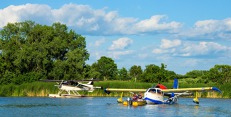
[0,21,230,85]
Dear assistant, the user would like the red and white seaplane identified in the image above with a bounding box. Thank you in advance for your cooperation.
[104,79,221,105]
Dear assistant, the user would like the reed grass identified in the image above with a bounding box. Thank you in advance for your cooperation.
[0,80,229,98]
[0,82,57,97]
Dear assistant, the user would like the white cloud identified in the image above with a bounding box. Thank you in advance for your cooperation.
[133,15,182,34]
[108,37,133,50]
[108,50,133,59]
[89,37,134,60]
[180,18,231,40]
[152,39,231,58]
[152,39,181,54]
[0,4,53,27]
[160,39,181,49]
[0,4,182,35]
[179,41,229,57]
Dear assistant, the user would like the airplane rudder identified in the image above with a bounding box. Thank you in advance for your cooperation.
[173,78,178,89]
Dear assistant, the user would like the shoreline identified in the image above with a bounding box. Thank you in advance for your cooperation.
[0,81,229,98]
[3,91,227,99]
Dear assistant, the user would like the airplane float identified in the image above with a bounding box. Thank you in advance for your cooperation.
[104,79,221,106]
[41,78,102,98]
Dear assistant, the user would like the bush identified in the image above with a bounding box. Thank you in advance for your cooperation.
[12,72,45,85]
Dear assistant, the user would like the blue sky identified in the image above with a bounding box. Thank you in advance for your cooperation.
[1,0,231,74]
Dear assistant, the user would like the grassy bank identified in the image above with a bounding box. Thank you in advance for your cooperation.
[0,81,229,98]
[0,82,57,97]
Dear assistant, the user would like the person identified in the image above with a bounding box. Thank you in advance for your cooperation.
[138,92,143,99]
[132,94,138,101]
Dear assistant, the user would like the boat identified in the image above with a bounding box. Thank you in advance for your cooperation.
[118,93,147,106]
[122,98,147,106]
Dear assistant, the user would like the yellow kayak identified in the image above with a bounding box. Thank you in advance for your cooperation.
[122,100,147,106]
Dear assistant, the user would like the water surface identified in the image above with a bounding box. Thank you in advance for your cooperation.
[0,97,230,117]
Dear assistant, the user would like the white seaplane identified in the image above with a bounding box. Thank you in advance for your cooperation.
[104,79,221,105]
[41,78,102,98]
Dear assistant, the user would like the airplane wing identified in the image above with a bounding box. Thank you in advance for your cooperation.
[104,88,146,94]
[40,78,100,82]
[162,87,221,93]
[105,87,221,95]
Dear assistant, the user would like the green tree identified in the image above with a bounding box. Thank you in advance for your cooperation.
[141,63,171,83]
[83,64,101,79]
[159,63,168,82]
[185,70,207,78]
[206,65,231,84]
[92,56,117,80]
[0,21,89,84]
[142,64,160,82]
[117,67,129,80]
[165,70,177,80]
[0,55,3,78]
[129,65,143,81]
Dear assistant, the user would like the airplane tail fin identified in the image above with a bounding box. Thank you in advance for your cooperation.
[170,78,179,98]
[173,78,178,89]
[87,78,94,85]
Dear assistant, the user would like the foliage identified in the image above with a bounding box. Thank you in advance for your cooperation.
[92,56,117,80]
[185,70,208,78]
[0,21,89,84]
[141,63,175,83]
[117,67,129,80]
[218,83,231,98]
[206,65,231,84]
[0,82,57,97]
[83,64,101,79]
[182,65,231,84]
[129,65,143,81]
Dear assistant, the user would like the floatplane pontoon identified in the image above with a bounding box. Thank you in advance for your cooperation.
[105,79,221,105]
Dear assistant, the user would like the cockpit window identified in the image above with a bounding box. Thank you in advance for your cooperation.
[157,89,162,94]
[148,88,162,94]
[148,89,156,93]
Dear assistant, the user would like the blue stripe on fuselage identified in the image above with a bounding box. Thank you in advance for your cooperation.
[144,97,163,104]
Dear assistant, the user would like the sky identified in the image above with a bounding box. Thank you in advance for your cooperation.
[1,0,231,74]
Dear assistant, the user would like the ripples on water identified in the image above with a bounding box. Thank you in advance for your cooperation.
[0,97,231,117]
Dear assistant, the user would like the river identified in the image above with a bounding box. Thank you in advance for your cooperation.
[0,97,230,117]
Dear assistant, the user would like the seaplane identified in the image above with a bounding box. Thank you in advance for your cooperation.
[104,79,221,106]
[41,78,102,98]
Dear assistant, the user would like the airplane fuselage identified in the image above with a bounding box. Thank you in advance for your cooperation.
[61,85,91,91]
[143,88,178,104]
